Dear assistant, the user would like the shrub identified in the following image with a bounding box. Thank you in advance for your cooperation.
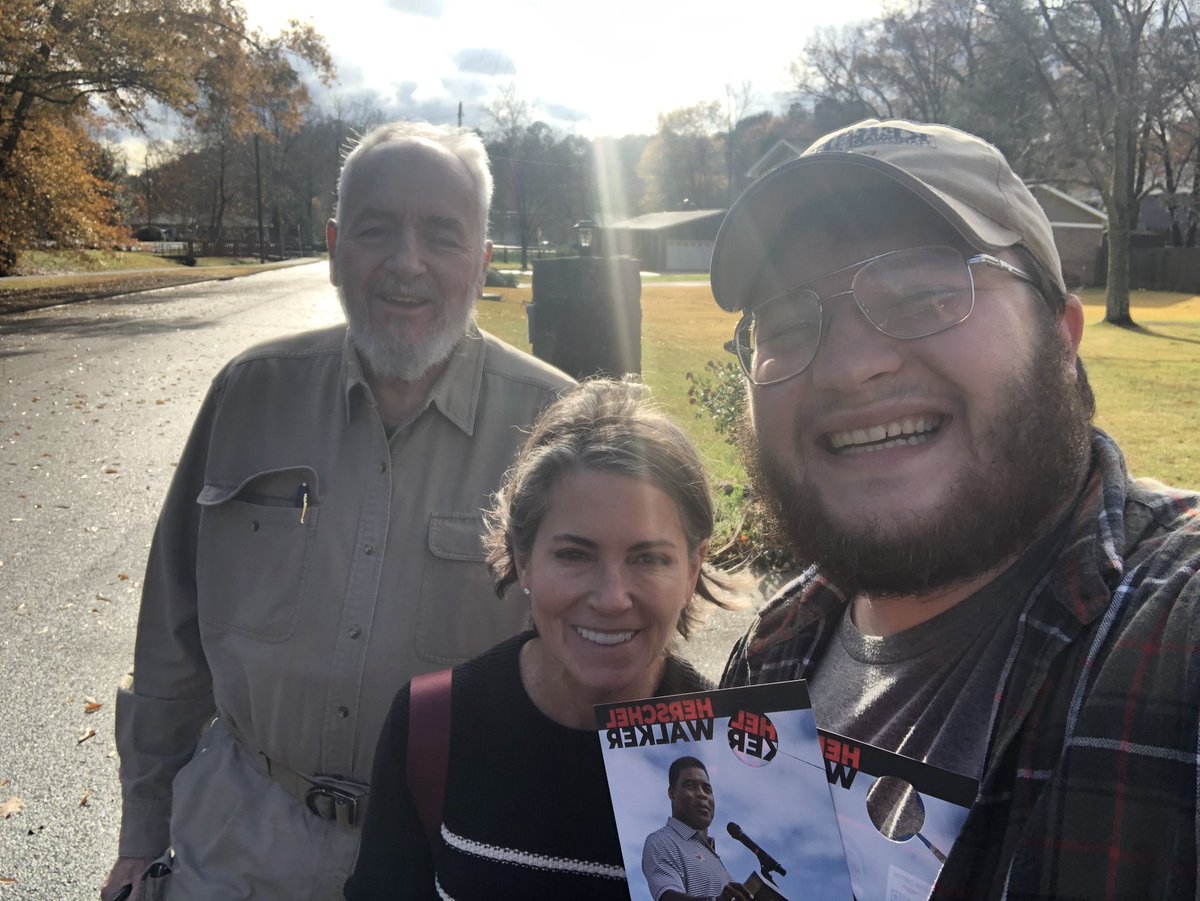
[685,360,744,438]
[484,267,519,288]
[685,361,795,573]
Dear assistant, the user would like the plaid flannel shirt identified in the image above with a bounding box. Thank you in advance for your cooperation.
[721,430,1200,899]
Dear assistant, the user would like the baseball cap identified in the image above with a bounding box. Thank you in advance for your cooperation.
[710,118,1066,312]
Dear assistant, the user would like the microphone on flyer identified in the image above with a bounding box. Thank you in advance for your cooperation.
[726,821,787,881]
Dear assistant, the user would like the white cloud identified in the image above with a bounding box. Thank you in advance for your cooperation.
[244,0,887,136]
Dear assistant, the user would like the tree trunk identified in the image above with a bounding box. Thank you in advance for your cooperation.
[1189,137,1200,248]
[519,212,530,271]
[1,63,48,274]
[0,0,68,188]
[1104,105,1136,327]
[209,142,228,255]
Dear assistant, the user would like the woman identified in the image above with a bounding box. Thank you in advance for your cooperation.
[346,379,732,900]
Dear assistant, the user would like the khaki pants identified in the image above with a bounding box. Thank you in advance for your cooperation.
[162,719,361,900]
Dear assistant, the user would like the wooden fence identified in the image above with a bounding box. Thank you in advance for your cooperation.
[1128,247,1200,293]
[143,240,319,261]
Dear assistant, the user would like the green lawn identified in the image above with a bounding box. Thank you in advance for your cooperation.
[477,283,1200,493]
[12,249,305,276]
[1077,288,1200,487]
[15,249,183,274]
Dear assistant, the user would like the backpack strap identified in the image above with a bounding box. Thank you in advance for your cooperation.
[407,668,454,849]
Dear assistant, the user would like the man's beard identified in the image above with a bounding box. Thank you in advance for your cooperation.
[741,333,1093,596]
[339,282,477,383]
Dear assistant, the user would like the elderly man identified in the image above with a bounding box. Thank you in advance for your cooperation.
[714,119,1199,897]
[642,757,751,901]
[101,121,572,900]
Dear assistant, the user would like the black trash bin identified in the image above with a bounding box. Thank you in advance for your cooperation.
[526,256,641,380]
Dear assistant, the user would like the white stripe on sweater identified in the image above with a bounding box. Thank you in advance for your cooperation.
[440,823,627,880]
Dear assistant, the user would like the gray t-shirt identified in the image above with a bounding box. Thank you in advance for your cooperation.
[809,526,1067,780]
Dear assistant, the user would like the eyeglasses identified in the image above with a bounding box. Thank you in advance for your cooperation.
[726,245,1036,386]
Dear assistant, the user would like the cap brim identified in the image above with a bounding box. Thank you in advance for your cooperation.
[710,153,1022,312]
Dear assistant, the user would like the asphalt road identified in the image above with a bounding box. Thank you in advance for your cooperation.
[0,263,763,899]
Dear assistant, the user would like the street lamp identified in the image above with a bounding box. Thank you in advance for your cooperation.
[574,219,595,256]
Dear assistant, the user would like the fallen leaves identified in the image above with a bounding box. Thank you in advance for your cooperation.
[84,697,102,714]
[79,788,91,807]
[0,797,22,819]
[0,876,17,886]
[77,727,97,744]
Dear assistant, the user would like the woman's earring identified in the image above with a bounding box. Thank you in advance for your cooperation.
[523,587,531,598]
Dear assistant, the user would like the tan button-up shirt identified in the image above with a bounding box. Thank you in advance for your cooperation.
[115,324,573,856]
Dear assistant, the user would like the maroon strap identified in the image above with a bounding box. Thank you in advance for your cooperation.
[407,668,454,848]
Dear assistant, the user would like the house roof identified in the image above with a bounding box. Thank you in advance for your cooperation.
[1030,184,1108,223]
[607,209,726,231]
[746,138,806,180]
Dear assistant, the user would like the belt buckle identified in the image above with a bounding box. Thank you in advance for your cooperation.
[304,781,360,827]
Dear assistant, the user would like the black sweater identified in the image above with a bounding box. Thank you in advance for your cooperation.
[345,631,710,900]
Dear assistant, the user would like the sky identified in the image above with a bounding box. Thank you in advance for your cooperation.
[240,0,888,138]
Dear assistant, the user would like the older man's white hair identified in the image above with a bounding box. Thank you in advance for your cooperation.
[335,120,494,245]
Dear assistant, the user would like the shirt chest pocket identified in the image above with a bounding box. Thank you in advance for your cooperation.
[195,466,320,642]
[415,513,529,664]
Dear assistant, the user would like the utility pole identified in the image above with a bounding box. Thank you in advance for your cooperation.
[458,101,463,129]
[254,134,265,263]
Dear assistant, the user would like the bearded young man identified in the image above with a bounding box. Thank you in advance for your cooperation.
[101,122,573,901]
[713,119,1200,898]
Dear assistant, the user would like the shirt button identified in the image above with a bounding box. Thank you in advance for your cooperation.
[348,626,362,639]
[363,544,375,555]
[336,706,349,719]
[378,462,386,473]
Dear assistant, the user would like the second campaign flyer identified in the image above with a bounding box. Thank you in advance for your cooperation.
[595,680,978,900]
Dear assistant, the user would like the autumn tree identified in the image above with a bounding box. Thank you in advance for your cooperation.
[304,96,388,238]
[0,107,127,268]
[1140,1,1200,246]
[187,8,333,253]
[722,83,758,200]
[792,0,1200,324]
[791,0,1054,161]
[136,142,211,234]
[540,132,594,246]
[637,102,725,211]
[484,84,591,269]
[1,0,201,269]
[0,0,333,271]
[984,0,1200,324]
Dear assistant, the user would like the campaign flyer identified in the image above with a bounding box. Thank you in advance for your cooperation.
[818,730,978,901]
[595,681,853,901]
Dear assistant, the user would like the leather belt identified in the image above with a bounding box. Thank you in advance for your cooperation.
[225,719,369,829]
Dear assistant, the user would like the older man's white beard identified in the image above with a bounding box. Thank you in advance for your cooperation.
[339,283,477,383]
